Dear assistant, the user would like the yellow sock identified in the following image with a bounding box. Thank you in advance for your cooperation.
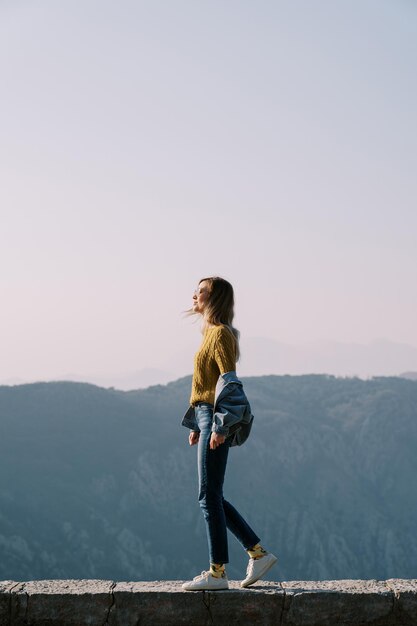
[210,562,226,578]
[247,543,268,560]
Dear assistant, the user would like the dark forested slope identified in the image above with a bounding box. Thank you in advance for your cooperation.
[0,375,416,581]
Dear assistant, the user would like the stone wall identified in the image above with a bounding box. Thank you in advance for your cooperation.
[1,579,416,625]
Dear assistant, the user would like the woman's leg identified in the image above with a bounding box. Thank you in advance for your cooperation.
[223,498,260,551]
[196,405,261,563]
[197,406,230,564]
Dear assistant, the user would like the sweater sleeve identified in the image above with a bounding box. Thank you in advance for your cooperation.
[214,326,236,374]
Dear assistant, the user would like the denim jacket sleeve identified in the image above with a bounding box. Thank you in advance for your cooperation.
[211,382,245,434]
[211,376,254,446]
[181,405,199,432]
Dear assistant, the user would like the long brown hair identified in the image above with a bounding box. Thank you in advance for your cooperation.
[185,276,241,361]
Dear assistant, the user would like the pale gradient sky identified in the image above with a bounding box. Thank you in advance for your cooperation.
[1,0,416,385]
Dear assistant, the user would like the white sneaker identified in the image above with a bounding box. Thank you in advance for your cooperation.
[182,570,229,591]
[241,552,278,588]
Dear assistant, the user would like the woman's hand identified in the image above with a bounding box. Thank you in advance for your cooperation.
[189,431,200,446]
[188,431,226,448]
[210,432,226,449]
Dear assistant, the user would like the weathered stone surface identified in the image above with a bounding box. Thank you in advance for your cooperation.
[281,580,394,626]
[386,578,417,625]
[0,581,16,620]
[110,580,284,626]
[111,581,208,626]
[0,582,21,626]
[202,582,284,626]
[1,578,416,625]
[10,579,114,626]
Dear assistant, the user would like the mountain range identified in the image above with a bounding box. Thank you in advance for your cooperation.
[1,374,416,582]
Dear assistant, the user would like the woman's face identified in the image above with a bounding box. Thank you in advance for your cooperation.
[192,280,210,314]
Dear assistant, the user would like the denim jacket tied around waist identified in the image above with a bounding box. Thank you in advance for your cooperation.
[181,371,254,447]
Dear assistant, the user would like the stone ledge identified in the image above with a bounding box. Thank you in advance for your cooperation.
[0,579,416,626]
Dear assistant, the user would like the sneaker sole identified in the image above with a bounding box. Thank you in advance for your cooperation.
[240,554,278,588]
[182,583,229,591]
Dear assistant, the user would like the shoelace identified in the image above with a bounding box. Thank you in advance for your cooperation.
[246,558,255,576]
[246,554,269,577]
[193,570,210,581]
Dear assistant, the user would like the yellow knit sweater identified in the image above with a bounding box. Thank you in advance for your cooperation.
[190,324,237,406]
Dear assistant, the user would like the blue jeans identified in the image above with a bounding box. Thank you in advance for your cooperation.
[195,402,260,565]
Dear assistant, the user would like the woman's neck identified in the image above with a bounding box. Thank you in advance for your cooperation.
[202,320,222,332]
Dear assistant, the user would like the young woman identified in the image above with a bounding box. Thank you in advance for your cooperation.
[181,276,277,591]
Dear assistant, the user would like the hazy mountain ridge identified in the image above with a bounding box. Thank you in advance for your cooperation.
[400,371,417,381]
[1,374,416,582]
[238,338,417,378]
[3,338,417,389]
